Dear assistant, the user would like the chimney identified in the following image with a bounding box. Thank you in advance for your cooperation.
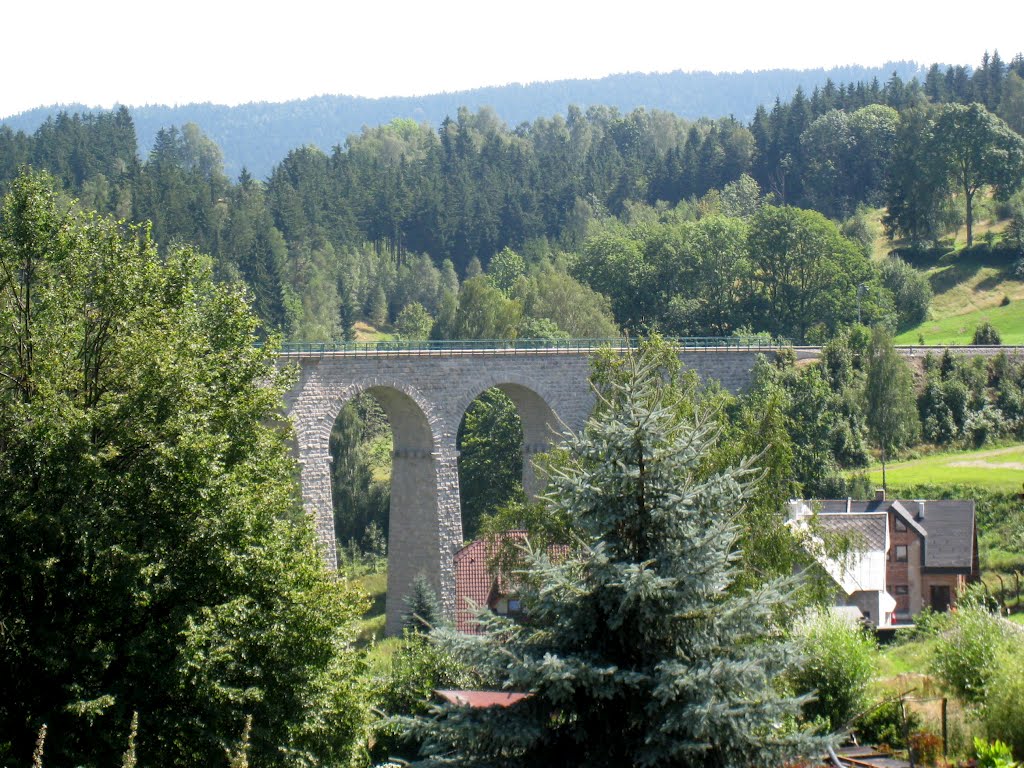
[915,500,926,520]
[875,489,885,502]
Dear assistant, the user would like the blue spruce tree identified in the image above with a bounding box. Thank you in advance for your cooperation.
[404,345,829,767]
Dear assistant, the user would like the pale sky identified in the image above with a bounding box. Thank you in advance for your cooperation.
[3,0,1022,118]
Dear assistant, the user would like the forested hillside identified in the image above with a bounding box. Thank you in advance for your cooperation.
[1,51,1022,350]
[1,63,924,179]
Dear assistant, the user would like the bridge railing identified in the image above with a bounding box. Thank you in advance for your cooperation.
[271,337,790,357]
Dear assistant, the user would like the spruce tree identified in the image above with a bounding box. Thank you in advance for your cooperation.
[405,347,827,767]
[403,573,443,633]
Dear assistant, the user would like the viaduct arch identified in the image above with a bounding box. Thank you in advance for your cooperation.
[282,346,778,634]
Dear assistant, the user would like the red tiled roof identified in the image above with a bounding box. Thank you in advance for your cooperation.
[453,531,570,634]
[435,689,530,708]
[453,531,529,634]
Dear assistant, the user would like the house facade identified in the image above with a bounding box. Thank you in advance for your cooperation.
[789,492,979,628]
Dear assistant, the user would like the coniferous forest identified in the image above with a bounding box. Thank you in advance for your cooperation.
[1,51,1022,347]
[3,50,1024,767]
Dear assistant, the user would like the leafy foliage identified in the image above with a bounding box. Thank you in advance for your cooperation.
[0,171,368,766]
[855,699,922,750]
[865,326,920,486]
[975,737,1021,768]
[974,321,1003,345]
[368,632,484,764]
[789,611,878,731]
[931,592,1013,704]
[457,388,524,539]
[878,255,932,331]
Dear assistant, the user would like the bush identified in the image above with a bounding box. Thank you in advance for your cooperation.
[931,595,1011,704]
[790,610,878,730]
[909,730,944,767]
[856,699,922,749]
[981,648,1024,760]
[878,256,933,330]
[370,632,481,763]
[974,737,1019,768]
[973,321,1002,346]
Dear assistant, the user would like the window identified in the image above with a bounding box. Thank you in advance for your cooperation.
[507,599,522,614]
[894,585,909,596]
[894,518,907,533]
[895,544,908,562]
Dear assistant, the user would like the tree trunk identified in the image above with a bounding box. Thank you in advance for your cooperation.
[881,444,887,492]
[964,184,974,247]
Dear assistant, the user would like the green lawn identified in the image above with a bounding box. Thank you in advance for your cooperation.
[868,444,1024,493]
[895,298,1024,345]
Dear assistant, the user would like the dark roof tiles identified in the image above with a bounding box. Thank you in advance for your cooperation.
[815,513,888,551]
[811,498,975,570]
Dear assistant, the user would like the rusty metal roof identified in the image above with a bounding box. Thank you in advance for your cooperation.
[435,689,530,708]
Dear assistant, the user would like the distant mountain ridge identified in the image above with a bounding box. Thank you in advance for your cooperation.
[2,63,925,179]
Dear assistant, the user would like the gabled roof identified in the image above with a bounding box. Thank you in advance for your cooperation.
[889,501,929,539]
[453,531,569,634]
[815,513,888,551]
[815,498,976,571]
[454,535,523,634]
[915,500,976,570]
[792,511,889,594]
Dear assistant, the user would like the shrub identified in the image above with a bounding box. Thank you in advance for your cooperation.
[931,596,1011,704]
[973,321,1002,345]
[975,737,1019,768]
[856,699,922,749]
[909,730,944,767]
[370,632,481,763]
[981,648,1024,760]
[790,610,878,730]
[878,256,933,330]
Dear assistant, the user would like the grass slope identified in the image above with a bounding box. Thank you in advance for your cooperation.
[883,217,1024,344]
[355,570,388,645]
[895,298,1024,345]
[869,444,1024,493]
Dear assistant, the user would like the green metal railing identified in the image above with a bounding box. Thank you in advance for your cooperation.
[270,336,790,357]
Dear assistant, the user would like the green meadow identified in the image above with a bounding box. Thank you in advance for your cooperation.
[895,299,1024,345]
[889,233,1024,345]
[869,444,1024,493]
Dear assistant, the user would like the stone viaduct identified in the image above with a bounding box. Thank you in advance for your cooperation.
[281,343,780,635]
[280,342,1016,634]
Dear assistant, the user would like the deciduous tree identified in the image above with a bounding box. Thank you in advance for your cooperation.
[933,103,1024,247]
[864,326,920,489]
[0,172,367,767]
